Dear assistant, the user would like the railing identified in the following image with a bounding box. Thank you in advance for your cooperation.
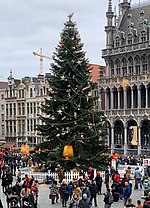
[21,169,106,183]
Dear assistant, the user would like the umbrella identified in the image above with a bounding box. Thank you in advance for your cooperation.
[110,153,120,159]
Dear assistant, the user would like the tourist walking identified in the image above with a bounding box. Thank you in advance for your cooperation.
[103,189,114,208]
[125,198,136,208]
[79,193,92,208]
[95,172,102,195]
[69,194,80,208]
[89,180,98,207]
[123,182,131,206]
[60,179,69,207]
[105,169,110,190]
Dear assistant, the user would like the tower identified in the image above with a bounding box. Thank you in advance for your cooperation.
[120,0,130,15]
[105,0,115,49]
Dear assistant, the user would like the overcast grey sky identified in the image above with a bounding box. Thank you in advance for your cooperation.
[0,0,139,80]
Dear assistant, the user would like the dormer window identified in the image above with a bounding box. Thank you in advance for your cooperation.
[115,37,120,48]
[141,31,146,42]
[127,34,132,45]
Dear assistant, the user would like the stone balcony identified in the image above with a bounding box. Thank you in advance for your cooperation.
[100,73,150,87]
[105,108,150,118]
[102,42,150,58]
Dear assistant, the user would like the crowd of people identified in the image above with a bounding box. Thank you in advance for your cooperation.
[47,164,150,208]
[0,150,150,207]
[0,153,39,208]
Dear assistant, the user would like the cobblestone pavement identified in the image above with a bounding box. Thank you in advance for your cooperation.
[0,181,145,208]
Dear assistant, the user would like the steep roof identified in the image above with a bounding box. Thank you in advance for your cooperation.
[119,2,150,33]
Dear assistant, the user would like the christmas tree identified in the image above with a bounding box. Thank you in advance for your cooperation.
[37,14,107,170]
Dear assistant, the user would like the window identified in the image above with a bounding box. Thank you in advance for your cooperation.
[27,119,30,132]
[1,125,4,136]
[135,56,141,74]
[6,104,8,116]
[1,114,4,122]
[22,103,25,115]
[19,90,21,98]
[18,103,21,115]
[110,60,114,77]
[30,88,33,97]
[141,31,146,42]
[18,120,21,133]
[10,121,12,133]
[27,103,29,114]
[6,121,9,134]
[22,120,25,133]
[128,57,134,74]
[1,104,4,111]
[1,94,4,99]
[122,58,127,76]
[10,103,12,116]
[34,102,36,114]
[115,59,121,76]
[31,119,33,131]
[30,103,33,114]
[115,37,120,48]
[22,89,24,98]
[13,103,16,115]
[127,34,132,45]
[14,121,16,133]
[141,54,148,72]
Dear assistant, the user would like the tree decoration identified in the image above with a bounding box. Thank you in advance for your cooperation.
[60,75,65,81]
[20,143,30,155]
[37,14,107,170]
[57,109,63,115]
[63,145,74,160]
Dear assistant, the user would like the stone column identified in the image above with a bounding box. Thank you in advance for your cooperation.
[124,126,128,156]
[138,126,141,155]
[138,87,141,108]
[111,89,114,110]
[105,90,108,110]
[118,89,120,109]
[111,127,115,154]
[131,88,134,109]
[146,86,148,109]
[124,88,127,109]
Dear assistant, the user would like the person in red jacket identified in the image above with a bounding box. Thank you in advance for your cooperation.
[113,171,121,182]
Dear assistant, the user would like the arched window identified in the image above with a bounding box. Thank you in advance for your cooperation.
[115,59,121,76]
[122,58,127,76]
[128,57,134,74]
[141,31,147,42]
[141,54,148,72]
[30,88,33,97]
[110,60,114,77]
[134,55,141,74]
[115,37,120,48]
[128,34,132,45]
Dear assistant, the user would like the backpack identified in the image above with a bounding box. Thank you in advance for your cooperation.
[108,194,114,204]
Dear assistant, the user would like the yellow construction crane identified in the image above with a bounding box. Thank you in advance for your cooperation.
[33,48,52,75]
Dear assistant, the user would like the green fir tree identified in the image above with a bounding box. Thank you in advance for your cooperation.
[37,14,107,170]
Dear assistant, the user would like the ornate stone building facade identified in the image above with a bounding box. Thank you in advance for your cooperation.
[101,0,150,155]
[4,71,51,147]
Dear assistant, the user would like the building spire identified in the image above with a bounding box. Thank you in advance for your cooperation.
[108,0,113,12]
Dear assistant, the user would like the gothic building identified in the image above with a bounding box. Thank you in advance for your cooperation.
[101,0,150,155]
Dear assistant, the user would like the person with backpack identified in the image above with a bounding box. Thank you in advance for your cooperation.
[103,189,114,208]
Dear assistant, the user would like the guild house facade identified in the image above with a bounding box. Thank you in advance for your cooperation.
[100,0,150,155]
